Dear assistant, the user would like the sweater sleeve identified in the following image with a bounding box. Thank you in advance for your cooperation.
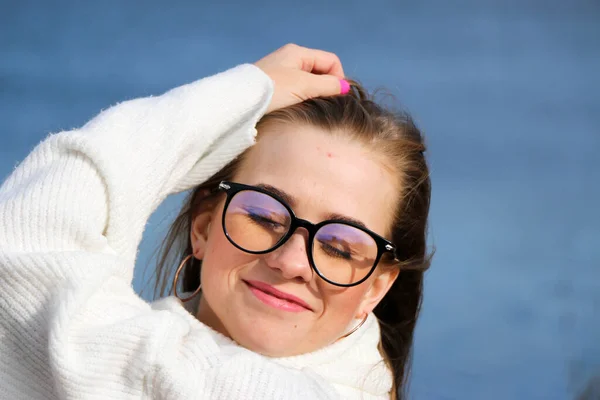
[0,65,339,400]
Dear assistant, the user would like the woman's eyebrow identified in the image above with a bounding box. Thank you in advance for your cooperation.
[255,184,368,230]
[325,213,367,230]
[255,184,296,206]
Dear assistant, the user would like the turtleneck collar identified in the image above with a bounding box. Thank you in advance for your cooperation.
[174,295,393,398]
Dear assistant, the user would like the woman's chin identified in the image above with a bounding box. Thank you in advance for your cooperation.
[229,322,313,358]
[232,329,299,357]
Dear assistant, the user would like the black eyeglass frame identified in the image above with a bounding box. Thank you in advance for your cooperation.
[217,181,398,287]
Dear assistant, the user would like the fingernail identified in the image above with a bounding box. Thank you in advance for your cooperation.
[340,79,350,95]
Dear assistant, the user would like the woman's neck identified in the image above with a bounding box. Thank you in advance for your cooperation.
[195,295,231,338]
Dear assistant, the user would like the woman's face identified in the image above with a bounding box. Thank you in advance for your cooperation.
[192,123,400,357]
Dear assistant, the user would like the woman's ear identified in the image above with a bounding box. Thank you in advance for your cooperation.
[357,268,400,318]
[190,211,213,260]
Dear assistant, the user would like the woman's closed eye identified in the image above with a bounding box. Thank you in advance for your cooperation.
[245,207,287,230]
[318,240,353,260]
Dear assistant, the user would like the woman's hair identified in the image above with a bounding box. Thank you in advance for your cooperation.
[149,82,432,400]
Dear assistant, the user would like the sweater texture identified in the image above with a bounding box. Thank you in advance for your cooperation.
[0,64,393,399]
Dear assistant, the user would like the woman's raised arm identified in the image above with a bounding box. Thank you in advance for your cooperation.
[0,45,346,399]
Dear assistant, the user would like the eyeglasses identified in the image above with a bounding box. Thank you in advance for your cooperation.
[217,181,397,287]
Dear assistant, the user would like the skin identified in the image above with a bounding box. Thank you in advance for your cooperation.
[190,123,400,357]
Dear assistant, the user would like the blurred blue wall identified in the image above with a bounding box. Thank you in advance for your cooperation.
[1,1,598,398]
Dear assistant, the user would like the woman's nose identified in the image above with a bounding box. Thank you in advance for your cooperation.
[264,229,313,282]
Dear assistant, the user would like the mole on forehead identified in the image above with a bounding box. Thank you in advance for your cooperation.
[315,145,335,158]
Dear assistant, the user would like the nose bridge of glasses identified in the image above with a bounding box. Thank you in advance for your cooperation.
[285,220,310,243]
[291,217,320,241]
[294,217,316,231]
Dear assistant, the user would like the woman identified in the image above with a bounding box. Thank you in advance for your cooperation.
[0,44,430,399]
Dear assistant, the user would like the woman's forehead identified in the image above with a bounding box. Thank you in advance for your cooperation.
[235,124,399,236]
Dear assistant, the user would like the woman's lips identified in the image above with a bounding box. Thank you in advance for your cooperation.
[244,280,312,312]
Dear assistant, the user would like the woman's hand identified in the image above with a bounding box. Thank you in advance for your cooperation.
[255,43,348,114]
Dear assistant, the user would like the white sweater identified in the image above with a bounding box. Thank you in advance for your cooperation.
[0,64,393,400]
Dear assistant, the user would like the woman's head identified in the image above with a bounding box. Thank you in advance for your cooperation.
[153,82,431,398]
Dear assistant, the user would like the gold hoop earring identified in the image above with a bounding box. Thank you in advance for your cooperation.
[173,254,202,302]
[336,314,368,342]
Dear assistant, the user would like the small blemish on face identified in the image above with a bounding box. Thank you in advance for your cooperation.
[327,152,333,158]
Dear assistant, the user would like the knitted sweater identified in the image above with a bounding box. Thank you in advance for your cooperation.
[0,64,393,400]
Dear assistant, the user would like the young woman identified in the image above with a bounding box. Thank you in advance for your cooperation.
[0,44,431,399]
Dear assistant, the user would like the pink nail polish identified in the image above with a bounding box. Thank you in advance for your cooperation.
[340,79,350,95]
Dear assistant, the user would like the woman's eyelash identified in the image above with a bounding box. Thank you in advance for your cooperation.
[319,241,352,259]
[248,213,281,226]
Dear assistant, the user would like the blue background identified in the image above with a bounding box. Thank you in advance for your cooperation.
[1,1,598,398]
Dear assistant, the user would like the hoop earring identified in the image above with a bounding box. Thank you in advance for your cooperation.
[173,254,202,303]
[336,314,368,342]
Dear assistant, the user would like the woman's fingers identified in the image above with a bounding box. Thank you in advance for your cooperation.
[302,72,345,98]
[256,44,344,77]
[296,47,345,78]
[255,43,347,113]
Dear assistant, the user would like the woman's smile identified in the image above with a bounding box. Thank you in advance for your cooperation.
[244,280,313,312]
